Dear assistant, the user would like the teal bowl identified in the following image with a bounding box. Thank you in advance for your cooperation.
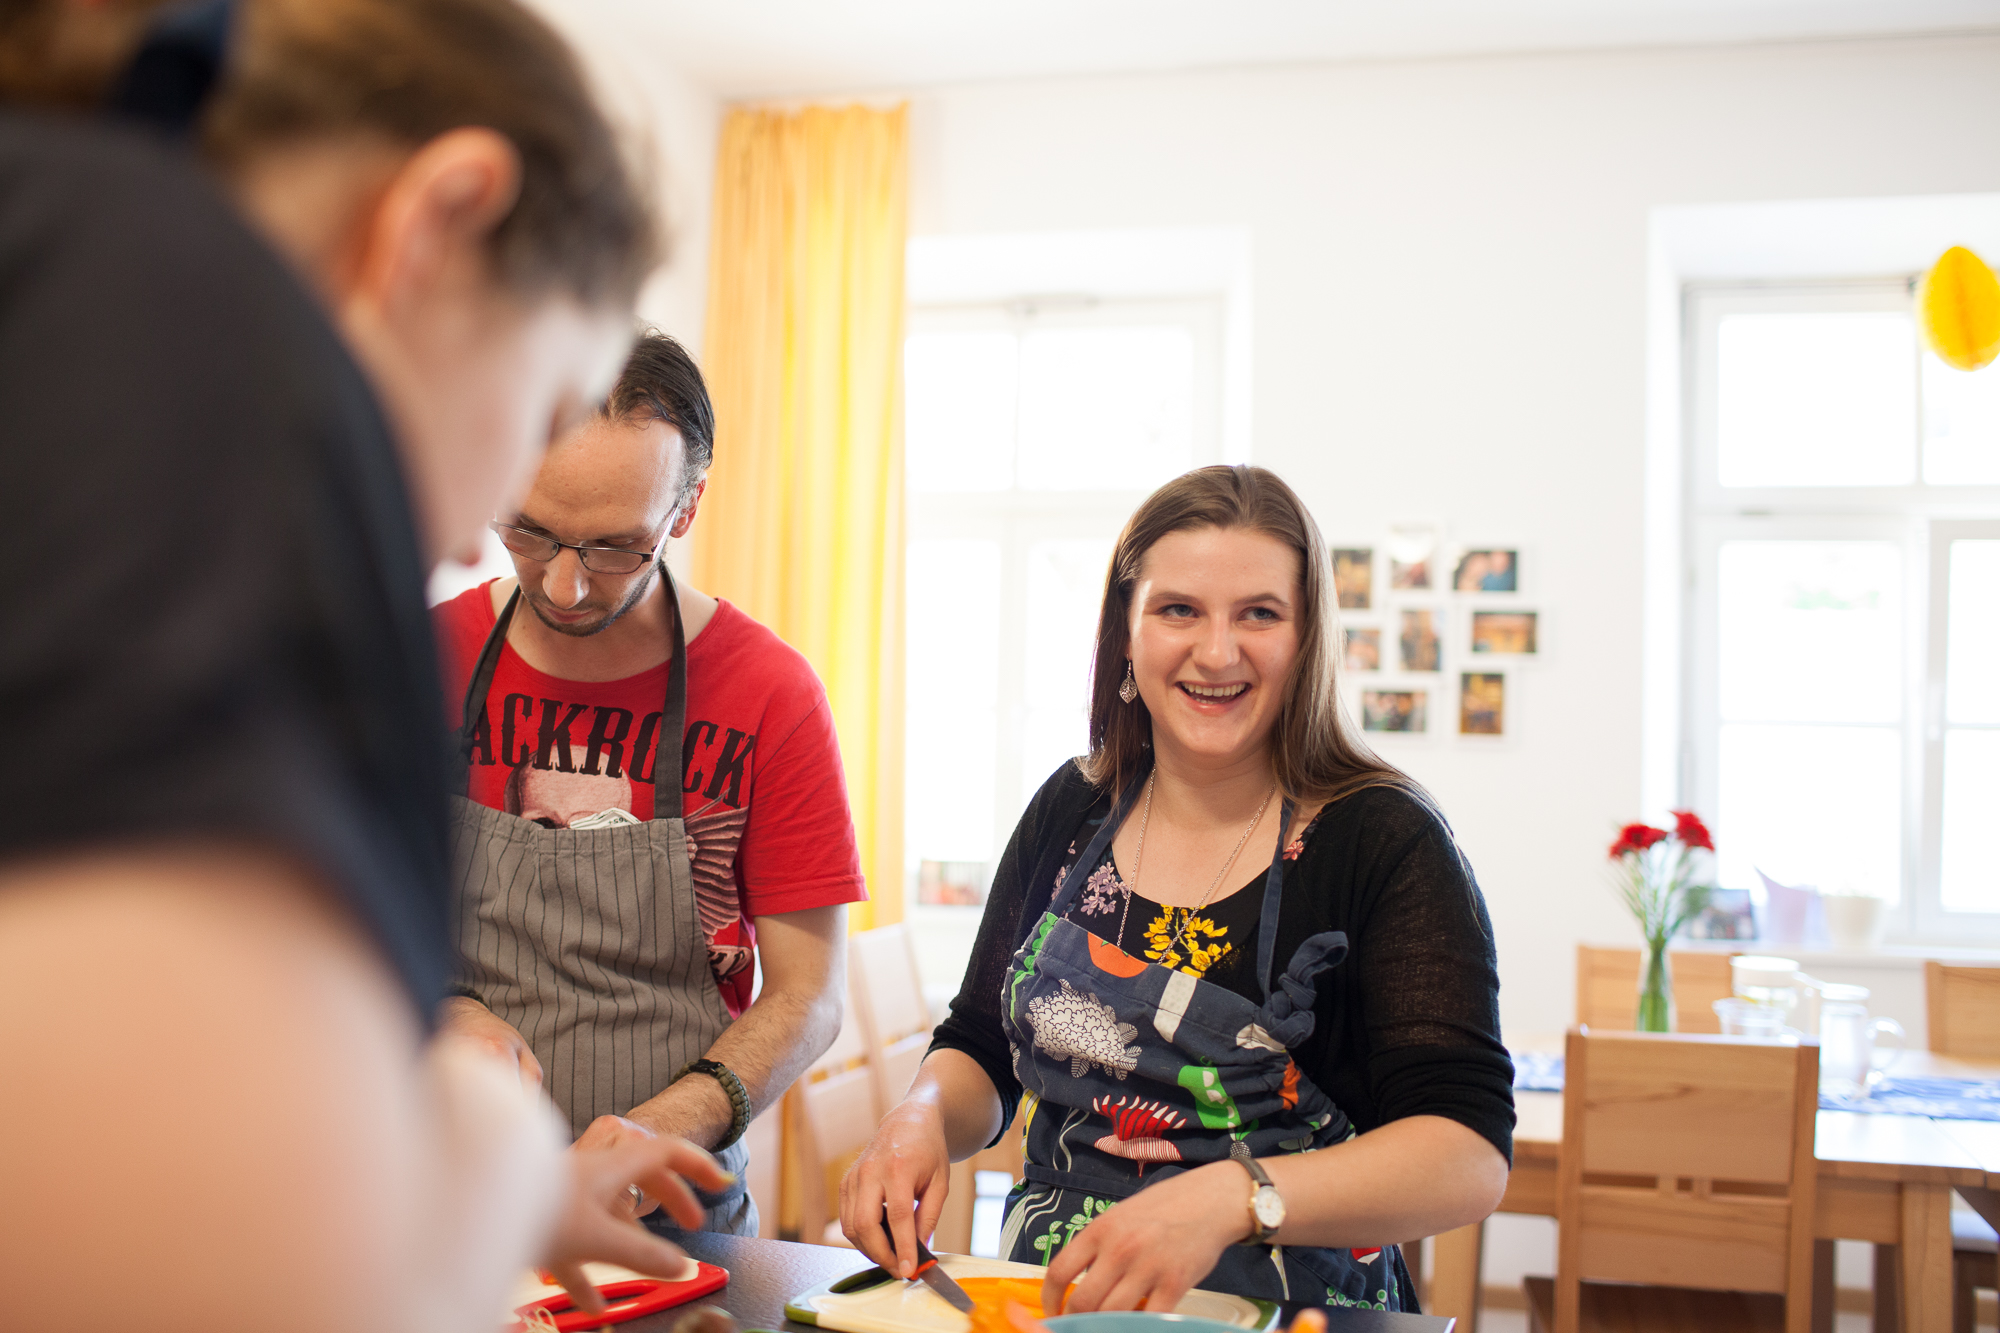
[1046,1315,1247,1333]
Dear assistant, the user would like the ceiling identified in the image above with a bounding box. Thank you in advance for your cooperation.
[572,0,2000,99]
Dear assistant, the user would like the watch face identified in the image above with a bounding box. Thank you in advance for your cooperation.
[1252,1186,1286,1230]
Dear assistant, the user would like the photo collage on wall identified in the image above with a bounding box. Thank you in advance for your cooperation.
[1331,527,1541,741]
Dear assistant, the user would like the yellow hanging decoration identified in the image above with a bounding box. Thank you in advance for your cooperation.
[1915,245,2000,372]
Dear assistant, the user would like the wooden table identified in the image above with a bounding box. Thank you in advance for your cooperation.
[619,1232,1458,1333]
[1427,1050,2000,1333]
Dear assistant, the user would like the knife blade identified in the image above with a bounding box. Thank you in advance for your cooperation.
[910,1235,975,1314]
[882,1206,975,1313]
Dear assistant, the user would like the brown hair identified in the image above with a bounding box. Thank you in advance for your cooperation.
[1079,465,1427,814]
[201,0,654,308]
[0,0,656,308]
[0,0,160,107]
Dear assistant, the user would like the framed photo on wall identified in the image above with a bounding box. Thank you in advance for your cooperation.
[1343,626,1381,672]
[1398,608,1441,672]
[1470,610,1538,655]
[1453,548,1519,593]
[1332,548,1374,609]
[1459,671,1506,736]
[1362,689,1428,733]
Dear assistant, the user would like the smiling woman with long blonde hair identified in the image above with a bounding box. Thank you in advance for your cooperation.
[844,465,1513,1312]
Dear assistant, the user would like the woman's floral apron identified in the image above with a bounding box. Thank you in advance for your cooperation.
[996,773,1413,1308]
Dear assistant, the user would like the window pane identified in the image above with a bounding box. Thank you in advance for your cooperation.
[905,332,1016,493]
[906,540,1001,862]
[1716,312,1916,487]
[1945,539,2000,725]
[1717,723,1901,899]
[1923,353,2000,485]
[1021,538,1114,804]
[1017,326,1193,491]
[1718,541,1902,724]
[1941,729,2000,913]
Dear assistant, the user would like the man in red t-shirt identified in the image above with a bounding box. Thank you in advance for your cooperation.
[434,332,865,1235]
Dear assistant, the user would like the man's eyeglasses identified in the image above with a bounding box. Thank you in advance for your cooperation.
[489,522,661,576]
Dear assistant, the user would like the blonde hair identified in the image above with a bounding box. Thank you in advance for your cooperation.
[1079,465,1427,813]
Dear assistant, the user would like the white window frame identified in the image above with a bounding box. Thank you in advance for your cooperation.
[904,295,1226,915]
[1683,280,2000,944]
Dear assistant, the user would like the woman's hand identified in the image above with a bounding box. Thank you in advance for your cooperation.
[1042,1161,1251,1314]
[839,1100,953,1278]
[544,1119,732,1315]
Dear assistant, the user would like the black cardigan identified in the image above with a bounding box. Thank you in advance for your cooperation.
[929,762,1516,1162]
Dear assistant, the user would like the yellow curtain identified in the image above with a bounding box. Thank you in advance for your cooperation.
[694,104,907,931]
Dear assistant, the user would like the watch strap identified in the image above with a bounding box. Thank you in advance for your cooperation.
[1233,1155,1280,1245]
[677,1058,751,1151]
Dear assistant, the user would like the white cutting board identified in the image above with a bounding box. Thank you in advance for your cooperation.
[793,1255,1270,1333]
[507,1257,699,1317]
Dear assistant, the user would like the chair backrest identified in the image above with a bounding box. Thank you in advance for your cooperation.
[1553,1027,1818,1333]
[849,924,935,1108]
[1575,945,1738,1034]
[787,1060,882,1246]
[1925,962,2000,1058]
[739,1107,782,1239]
[850,924,931,1044]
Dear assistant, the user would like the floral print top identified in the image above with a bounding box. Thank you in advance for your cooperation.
[1054,808,1328,1003]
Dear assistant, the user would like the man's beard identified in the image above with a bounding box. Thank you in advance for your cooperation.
[523,563,658,638]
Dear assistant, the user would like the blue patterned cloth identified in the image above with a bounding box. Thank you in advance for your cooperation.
[1510,1053,2000,1121]
[1819,1076,2000,1121]
[1511,1051,1565,1092]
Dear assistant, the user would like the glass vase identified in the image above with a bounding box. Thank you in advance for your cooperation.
[1635,940,1675,1033]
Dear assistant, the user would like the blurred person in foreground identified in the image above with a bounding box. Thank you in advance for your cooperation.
[434,332,865,1236]
[0,1,730,1329]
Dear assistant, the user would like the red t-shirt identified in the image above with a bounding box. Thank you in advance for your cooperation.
[433,582,867,1017]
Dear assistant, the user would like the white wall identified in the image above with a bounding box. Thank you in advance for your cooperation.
[882,32,2000,1044]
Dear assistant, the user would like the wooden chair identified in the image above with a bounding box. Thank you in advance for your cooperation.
[933,1106,1026,1255]
[1925,962,2000,1333]
[1926,962,2000,1059]
[784,1007,879,1246]
[1576,945,1739,1034]
[849,924,935,1112]
[740,1105,782,1239]
[1524,1026,1820,1333]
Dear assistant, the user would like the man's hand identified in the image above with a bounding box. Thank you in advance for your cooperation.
[437,996,542,1088]
[545,1121,733,1315]
[572,1115,673,1219]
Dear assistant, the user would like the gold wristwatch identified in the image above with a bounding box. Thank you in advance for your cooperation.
[1234,1155,1286,1245]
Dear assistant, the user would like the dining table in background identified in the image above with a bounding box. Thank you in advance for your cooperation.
[599,1232,1459,1333]
[1426,1045,2000,1333]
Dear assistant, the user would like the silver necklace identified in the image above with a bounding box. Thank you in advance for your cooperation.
[1114,773,1278,965]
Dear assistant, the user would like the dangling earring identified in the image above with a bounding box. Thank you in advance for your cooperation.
[1118,661,1138,704]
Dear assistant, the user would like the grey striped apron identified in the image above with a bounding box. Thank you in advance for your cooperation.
[449,564,754,1234]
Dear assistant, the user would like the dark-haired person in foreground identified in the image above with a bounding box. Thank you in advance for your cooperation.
[0,1,730,1329]
[432,332,865,1234]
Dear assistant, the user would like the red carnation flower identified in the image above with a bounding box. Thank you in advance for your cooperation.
[1670,810,1715,852]
[1608,823,1668,859]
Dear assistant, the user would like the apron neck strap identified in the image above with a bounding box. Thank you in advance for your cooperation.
[456,562,688,821]
[1254,798,1299,1002]
[1049,764,1153,917]
[650,561,689,818]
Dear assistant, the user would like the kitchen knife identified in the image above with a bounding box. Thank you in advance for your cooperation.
[882,1206,975,1313]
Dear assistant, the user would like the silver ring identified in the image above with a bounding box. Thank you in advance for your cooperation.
[628,1184,644,1210]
